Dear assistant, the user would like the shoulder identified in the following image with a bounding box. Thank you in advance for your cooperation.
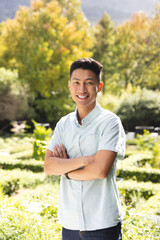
[100,107,120,123]
[57,111,76,127]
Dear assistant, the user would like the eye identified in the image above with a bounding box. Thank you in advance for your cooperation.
[86,81,93,85]
[73,81,79,85]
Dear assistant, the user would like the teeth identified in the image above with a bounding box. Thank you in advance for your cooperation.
[77,95,88,99]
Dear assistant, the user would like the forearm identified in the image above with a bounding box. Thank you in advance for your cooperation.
[68,162,103,181]
[44,155,95,176]
[68,151,117,181]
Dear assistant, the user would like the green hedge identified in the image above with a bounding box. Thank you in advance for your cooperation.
[117,167,160,183]
[117,180,160,206]
[118,152,160,183]
[0,156,44,172]
[115,89,160,131]
[0,169,59,196]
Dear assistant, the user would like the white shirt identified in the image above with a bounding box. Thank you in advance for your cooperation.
[47,103,125,231]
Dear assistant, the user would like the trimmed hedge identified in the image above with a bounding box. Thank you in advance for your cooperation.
[117,180,160,206]
[117,167,160,183]
[117,151,160,183]
[0,169,60,196]
[0,156,44,172]
[0,169,54,196]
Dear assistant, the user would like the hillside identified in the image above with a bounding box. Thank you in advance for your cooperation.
[82,0,158,24]
[0,0,159,24]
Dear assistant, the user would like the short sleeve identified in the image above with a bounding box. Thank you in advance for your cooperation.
[47,120,63,152]
[98,117,126,160]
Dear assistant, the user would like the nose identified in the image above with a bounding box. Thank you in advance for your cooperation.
[79,83,86,92]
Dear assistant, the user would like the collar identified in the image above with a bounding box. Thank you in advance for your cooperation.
[75,103,102,127]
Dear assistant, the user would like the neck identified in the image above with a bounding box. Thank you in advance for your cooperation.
[77,103,96,124]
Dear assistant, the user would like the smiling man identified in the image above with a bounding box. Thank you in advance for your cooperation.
[44,58,125,240]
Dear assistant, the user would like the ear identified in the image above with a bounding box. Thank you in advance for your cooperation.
[98,82,103,92]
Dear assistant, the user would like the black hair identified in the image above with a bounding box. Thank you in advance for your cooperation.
[70,58,103,83]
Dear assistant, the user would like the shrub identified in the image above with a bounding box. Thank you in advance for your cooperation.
[152,142,160,169]
[135,130,160,169]
[118,180,159,206]
[122,206,160,239]
[32,120,52,160]
[118,166,160,183]
[115,89,160,131]
[135,129,156,151]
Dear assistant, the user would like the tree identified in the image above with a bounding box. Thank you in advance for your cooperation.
[0,0,93,125]
[0,67,34,130]
[93,9,160,94]
[93,13,115,93]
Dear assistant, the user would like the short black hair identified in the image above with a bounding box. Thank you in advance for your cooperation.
[70,58,103,83]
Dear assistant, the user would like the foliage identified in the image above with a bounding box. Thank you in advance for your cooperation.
[0,68,35,123]
[0,157,44,172]
[135,130,160,169]
[93,10,160,93]
[0,0,93,125]
[152,142,160,169]
[118,150,160,182]
[1,134,160,239]
[122,206,160,239]
[0,169,56,195]
[97,93,120,112]
[0,185,62,240]
[118,180,159,206]
[32,120,52,160]
[92,13,116,93]
[135,129,156,151]
[115,89,160,131]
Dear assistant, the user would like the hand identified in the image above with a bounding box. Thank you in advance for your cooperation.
[52,144,68,159]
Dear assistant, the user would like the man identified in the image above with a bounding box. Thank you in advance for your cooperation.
[44,58,125,240]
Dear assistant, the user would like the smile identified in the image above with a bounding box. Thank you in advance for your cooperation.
[76,95,89,99]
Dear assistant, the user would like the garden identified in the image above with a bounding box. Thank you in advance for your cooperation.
[0,124,160,240]
[0,0,160,239]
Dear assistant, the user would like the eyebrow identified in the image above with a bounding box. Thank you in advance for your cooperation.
[72,77,95,81]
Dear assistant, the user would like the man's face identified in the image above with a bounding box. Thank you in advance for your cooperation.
[69,68,103,110]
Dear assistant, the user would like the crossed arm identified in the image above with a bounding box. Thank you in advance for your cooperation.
[44,144,117,181]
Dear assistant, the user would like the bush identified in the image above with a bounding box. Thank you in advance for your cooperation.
[0,157,44,172]
[32,120,52,160]
[0,169,60,196]
[152,142,160,169]
[117,152,160,183]
[115,89,160,131]
[118,166,160,183]
[118,180,159,206]
[0,169,45,195]
[135,130,160,169]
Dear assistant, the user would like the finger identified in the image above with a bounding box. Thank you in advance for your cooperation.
[61,144,68,158]
[54,144,63,158]
[53,144,61,157]
[52,151,55,157]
